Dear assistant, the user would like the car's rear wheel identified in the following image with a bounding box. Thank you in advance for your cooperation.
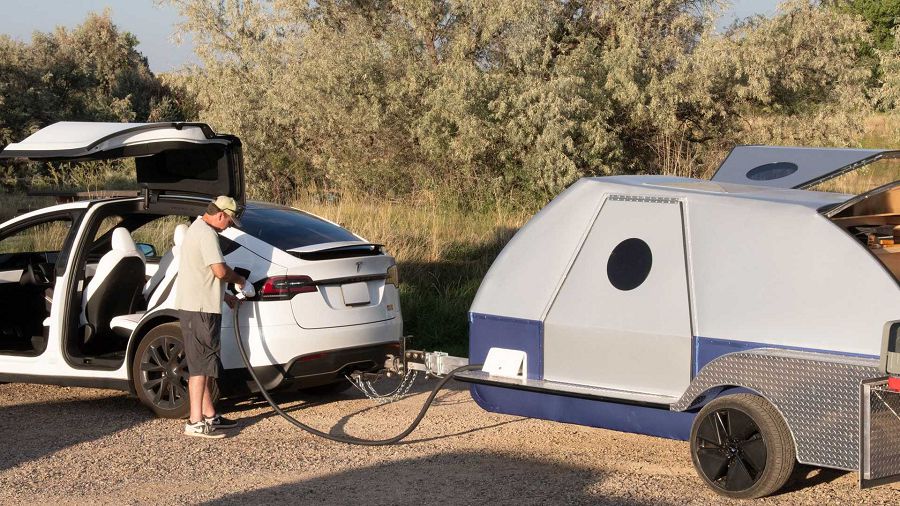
[132,322,218,418]
[690,393,795,499]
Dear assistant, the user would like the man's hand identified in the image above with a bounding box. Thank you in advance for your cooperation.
[224,293,240,310]
[211,263,246,289]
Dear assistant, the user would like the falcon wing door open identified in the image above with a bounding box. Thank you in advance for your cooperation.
[0,122,244,204]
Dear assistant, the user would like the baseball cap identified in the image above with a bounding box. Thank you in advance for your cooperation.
[212,195,242,227]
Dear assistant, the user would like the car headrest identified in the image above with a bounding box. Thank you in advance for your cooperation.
[111,227,138,253]
[173,223,188,247]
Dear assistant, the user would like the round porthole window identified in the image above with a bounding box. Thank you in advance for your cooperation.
[607,238,652,291]
[745,162,799,181]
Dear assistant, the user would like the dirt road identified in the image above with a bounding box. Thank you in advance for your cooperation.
[1,379,898,505]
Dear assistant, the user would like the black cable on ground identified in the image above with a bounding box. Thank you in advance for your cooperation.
[233,301,482,445]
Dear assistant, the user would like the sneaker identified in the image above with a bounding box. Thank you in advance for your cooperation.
[205,414,238,430]
[184,420,225,439]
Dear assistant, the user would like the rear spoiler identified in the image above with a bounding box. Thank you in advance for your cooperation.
[287,242,384,261]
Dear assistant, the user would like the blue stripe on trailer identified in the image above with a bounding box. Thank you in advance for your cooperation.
[692,336,879,376]
[470,384,696,440]
[469,313,543,380]
[469,312,693,440]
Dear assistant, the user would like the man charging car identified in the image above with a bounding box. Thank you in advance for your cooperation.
[176,195,247,438]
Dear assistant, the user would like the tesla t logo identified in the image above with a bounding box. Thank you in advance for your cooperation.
[356,261,362,272]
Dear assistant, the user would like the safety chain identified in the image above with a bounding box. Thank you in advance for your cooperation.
[346,370,419,404]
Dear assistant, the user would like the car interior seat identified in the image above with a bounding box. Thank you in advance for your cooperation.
[142,223,187,301]
[110,223,187,338]
[80,227,146,352]
[146,223,187,310]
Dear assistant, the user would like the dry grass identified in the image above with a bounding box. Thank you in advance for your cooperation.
[0,220,71,254]
[859,114,900,150]
[810,158,900,194]
[0,194,57,223]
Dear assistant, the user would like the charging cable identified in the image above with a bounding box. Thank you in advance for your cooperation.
[232,287,480,445]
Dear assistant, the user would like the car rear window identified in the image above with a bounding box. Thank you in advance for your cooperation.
[239,207,359,250]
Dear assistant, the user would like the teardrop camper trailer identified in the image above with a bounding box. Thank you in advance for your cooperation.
[455,146,900,498]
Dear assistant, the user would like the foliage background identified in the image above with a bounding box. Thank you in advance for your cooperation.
[161,0,896,207]
[4,1,900,206]
[4,0,900,353]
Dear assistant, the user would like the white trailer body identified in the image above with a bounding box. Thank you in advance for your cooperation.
[457,147,900,496]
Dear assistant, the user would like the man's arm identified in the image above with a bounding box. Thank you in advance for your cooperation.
[210,263,246,288]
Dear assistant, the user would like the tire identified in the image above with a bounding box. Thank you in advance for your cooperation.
[132,322,218,418]
[690,393,796,499]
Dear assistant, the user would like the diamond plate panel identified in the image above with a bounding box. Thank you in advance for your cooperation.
[861,380,900,487]
[671,348,880,470]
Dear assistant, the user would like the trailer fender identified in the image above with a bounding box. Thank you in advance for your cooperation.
[671,348,880,471]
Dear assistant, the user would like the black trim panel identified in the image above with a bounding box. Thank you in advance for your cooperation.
[218,341,399,395]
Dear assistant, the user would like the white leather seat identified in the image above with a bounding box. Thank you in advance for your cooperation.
[146,223,187,310]
[109,313,143,338]
[81,228,146,346]
[143,223,188,300]
[111,224,188,338]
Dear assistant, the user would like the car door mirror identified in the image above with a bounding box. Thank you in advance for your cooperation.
[136,243,157,258]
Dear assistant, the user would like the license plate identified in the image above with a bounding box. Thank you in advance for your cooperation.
[341,282,370,306]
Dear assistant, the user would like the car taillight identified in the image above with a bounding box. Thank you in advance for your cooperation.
[260,275,316,299]
[386,264,399,286]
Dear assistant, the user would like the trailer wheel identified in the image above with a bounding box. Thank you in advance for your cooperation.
[690,393,795,499]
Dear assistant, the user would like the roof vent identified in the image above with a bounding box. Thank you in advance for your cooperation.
[746,162,799,181]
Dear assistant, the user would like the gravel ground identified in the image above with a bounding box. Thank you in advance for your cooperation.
[1,379,899,505]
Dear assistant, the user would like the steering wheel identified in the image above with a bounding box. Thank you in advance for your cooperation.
[21,261,53,287]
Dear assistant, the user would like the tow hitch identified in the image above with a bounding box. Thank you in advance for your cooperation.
[234,290,479,445]
[347,339,469,403]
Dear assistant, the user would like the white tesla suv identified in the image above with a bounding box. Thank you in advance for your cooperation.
[0,122,402,417]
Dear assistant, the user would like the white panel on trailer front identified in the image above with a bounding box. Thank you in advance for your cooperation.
[470,180,607,321]
[543,197,693,398]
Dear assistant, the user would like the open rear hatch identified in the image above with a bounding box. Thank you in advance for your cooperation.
[716,145,900,282]
[0,122,244,204]
[712,146,900,189]
[824,181,900,282]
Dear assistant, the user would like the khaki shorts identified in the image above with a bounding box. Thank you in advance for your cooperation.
[179,310,222,378]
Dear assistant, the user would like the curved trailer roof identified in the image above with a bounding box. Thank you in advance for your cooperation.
[471,175,900,357]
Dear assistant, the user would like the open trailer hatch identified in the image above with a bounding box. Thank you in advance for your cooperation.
[711,145,900,190]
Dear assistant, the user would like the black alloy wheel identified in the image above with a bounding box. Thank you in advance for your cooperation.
[132,323,190,418]
[695,407,766,490]
[690,393,795,499]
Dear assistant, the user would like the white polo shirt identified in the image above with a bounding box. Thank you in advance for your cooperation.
[174,217,225,314]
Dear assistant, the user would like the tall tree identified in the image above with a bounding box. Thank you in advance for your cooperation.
[0,10,183,147]
[0,11,187,189]
[167,0,873,205]
[830,0,900,50]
